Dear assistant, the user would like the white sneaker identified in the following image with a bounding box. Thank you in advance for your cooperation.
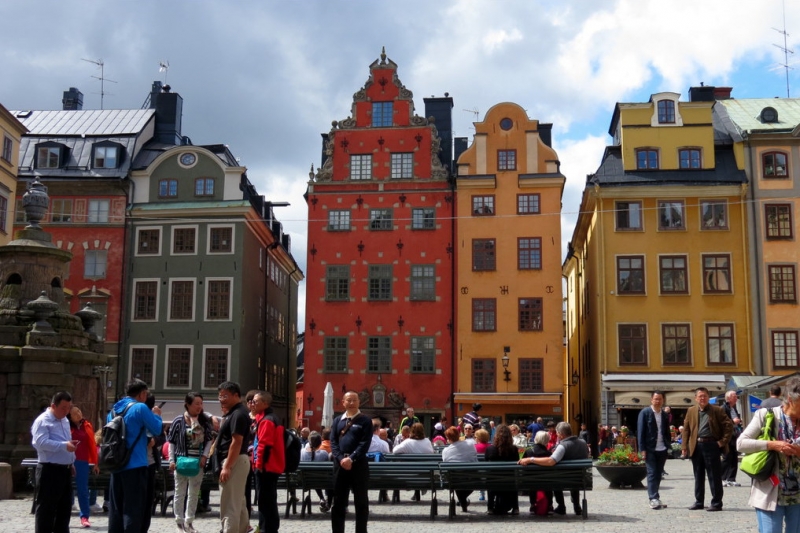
[90,503,104,513]
[649,499,662,510]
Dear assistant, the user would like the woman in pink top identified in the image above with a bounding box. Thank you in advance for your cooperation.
[474,428,491,454]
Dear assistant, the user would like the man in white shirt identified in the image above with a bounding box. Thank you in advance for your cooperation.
[637,391,671,510]
[368,421,390,454]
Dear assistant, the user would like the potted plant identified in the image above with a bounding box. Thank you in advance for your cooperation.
[594,445,647,488]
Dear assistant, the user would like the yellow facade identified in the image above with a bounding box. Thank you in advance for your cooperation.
[0,104,25,245]
[565,93,751,430]
[454,103,566,425]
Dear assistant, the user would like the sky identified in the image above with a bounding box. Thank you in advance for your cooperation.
[2,0,800,330]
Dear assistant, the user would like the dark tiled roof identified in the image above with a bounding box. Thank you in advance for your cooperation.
[588,145,746,186]
[18,135,139,179]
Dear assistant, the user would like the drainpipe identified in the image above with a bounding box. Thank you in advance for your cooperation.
[449,174,457,426]
[745,138,765,375]
[115,177,136,403]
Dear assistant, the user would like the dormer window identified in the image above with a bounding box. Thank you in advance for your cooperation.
[636,149,659,170]
[372,102,393,127]
[36,145,62,169]
[93,145,118,169]
[657,100,675,124]
[761,107,779,124]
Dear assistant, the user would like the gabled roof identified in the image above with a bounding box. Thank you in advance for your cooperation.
[588,145,746,187]
[716,98,800,134]
[10,109,155,136]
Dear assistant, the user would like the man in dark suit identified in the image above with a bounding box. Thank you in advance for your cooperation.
[637,391,671,510]
[681,387,733,512]
[330,391,372,533]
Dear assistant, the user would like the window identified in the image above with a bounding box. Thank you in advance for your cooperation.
[2,136,12,163]
[159,179,178,198]
[617,256,645,294]
[763,151,788,178]
[517,194,540,215]
[133,280,158,320]
[472,196,494,216]
[659,256,687,294]
[369,209,392,230]
[410,265,435,301]
[88,199,109,223]
[498,149,516,171]
[169,280,195,320]
[707,324,735,364]
[325,265,350,301]
[328,210,351,231]
[519,358,543,392]
[410,337,435,373]
[773,331,799,368]
[766,204,793,239]
[411,207,435,229]
[472,239,496,271]
[195,178,215,197]
[93,146,117,168]
[209,226,233,253]
[166,347,191,387]
[350,155,372,180]
[206,279,231,320]
[0,196,6,233]
[172,227,196,254]
[131,348,155,385]
[701,200,727,229]
[472,359,496,392]
[519,298,543,331]
[769,265,797,303]
[657,100,675,124]
[518,237,542,270]
[619,324,647,365]
[391,153,413,179]
[658,201,685,229]
[679,148,701,169]
[37,146,60,168]
[84,250,107,279]
[204,347,228,388]
[137,228,160,255]
[323,337,348,372]
[615,201,642,230]
[368,265,392,301]
[372,102,393,127]
[50,199,72,223]
[472,298,496,332]
[367,336,391,373]
[703,254,731,293]
[662,324,691,364]
[636,149,659,169]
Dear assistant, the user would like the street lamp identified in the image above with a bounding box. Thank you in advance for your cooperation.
[502,346,511,382]
[572,369,580,386]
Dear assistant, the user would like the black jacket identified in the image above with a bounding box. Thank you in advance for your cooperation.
[637,407,671,453]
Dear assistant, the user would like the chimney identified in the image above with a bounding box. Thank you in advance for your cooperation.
[62,87,83,110]
[149,81,183,145]
[424,93,454,175]
[538,123,553,148]
[713,87,733,100]
[453,137,468,166]
[688,85,715,102]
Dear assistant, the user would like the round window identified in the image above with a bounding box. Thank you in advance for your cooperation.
[500,118,513,131]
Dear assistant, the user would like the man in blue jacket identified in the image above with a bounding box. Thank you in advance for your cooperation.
[107,379,163,533]
[637,390,671,510]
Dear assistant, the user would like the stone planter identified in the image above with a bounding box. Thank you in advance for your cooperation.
[594,464,647,488]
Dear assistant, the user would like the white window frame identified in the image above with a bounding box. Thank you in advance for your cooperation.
[87,199,110,223]
[204,277,234,322]
[167,277,197,322]
[163,344,194,390]
[135,226,163,257]
[171,224,199,256]
[131,278,161,322]
[93,145,118,169]
[84,249,107,279]
[202,345,231,390]
[207,224,235,254]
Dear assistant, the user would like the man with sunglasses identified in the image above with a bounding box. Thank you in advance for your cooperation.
[330,391,372,533]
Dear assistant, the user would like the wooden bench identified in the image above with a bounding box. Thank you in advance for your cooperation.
[438,459,593,519]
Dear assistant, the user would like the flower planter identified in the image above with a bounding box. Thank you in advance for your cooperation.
[594,464,647,488]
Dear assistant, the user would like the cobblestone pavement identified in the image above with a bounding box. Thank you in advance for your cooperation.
[0,459,762,532]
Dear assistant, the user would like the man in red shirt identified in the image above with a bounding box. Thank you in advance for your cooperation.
[252,391,285,533]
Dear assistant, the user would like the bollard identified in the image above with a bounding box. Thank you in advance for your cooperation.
[0,463,13,499]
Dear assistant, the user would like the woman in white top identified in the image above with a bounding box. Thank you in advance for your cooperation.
[300,431,332,512]
[392,423,434,501]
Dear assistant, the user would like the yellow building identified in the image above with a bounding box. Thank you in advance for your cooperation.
[565,90,751,432]
[0,104,26,245]
[454,103,566,426]
[716,96,800,378]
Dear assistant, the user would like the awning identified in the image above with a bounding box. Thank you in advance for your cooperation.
[729,372,800,391]
[613,391,650,408]
[665,392,695,408]
[454,393,561,406]
[602,373,726,392]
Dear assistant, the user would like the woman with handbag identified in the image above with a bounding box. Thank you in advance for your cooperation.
[167,392,214,533]
[738,376,800,533]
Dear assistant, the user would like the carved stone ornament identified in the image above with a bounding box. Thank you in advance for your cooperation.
[429,123,449,180]
[393,73,413,100]
[409,115,427,127]
[338,117,356,129]
[353,87,367,102]
[387,390,404,408]
[358,389,371,407]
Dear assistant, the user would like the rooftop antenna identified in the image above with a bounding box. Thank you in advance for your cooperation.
[81,58,117,109]
[771,0,795,98]
[159,60,170,86]
[463,107,480,133]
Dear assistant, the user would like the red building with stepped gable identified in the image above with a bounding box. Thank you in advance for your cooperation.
[303,50,455,432]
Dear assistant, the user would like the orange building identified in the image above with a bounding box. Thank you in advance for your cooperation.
[454,103,566,426]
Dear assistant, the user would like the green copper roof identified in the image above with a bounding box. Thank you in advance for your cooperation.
[717,98,800,134]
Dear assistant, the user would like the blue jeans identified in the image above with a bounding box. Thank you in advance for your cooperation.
[108,466,148,533]
[644,450,668,500]
[73,460,90,518]
[756,504,800,533]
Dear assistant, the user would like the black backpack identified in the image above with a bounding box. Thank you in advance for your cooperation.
[284,428,301,473]
[98,403,145,472]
